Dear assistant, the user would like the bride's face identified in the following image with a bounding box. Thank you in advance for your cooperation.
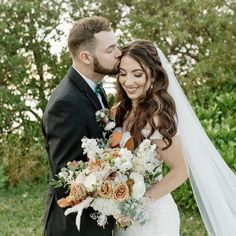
[119,55,151,103]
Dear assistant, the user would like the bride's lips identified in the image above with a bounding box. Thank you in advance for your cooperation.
[124,86,138,94]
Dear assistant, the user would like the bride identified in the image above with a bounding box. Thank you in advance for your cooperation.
[114,40,236,236]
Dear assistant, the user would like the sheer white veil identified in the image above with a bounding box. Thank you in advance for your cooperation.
[156,48,236,235]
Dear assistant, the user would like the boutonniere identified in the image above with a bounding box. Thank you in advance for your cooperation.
[95,108,116,138]
[95,106,135,151]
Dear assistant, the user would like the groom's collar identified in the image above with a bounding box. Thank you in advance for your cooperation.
[67,66,103,110]
[67,66,91,93]
[73,67,97,93]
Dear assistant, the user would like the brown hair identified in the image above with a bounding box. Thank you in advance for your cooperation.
[116,39,177,149]
[67,16,111,58]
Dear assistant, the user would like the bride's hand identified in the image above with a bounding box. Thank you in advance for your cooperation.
[144,189,155,200]
[113,214,131,228]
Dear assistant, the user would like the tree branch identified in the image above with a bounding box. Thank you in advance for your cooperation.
[26,107,41,121]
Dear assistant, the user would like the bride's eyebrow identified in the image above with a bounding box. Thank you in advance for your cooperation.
[119,68,144,72]
[132,69,144,73]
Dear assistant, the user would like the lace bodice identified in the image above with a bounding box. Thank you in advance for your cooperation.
[114,127,163,149]
[114,127,163,185]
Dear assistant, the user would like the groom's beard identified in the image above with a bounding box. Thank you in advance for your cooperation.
[93,56,119,75]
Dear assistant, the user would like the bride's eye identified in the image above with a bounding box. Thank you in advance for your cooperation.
[134,73,143,77]
[119,72,126,76]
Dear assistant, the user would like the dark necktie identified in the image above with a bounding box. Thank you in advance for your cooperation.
[95,82,103,95]
[95,82,109,108]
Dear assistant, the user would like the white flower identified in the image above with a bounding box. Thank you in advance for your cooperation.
[100,112,106,118]
[130,172,146,200]
[95,110,101,116]
[83,173,97,192]
[91,198,120,216]
[66,170,75,183]
[75,172,85,185]
[114,148,133,172]
[119,148,133,161]
[132,158,146,175]
[81,137,102,161]
[113,172,128,185]
[97,164,112,180]
[134,139,161,169]
[115,158,133,172]
[58,171,69,180]
[104,121,116,131]
[136,139,156,155]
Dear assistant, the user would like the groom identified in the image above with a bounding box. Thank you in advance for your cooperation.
[42,16,121,236]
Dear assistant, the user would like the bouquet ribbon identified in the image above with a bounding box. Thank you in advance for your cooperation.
[64,197,94,231]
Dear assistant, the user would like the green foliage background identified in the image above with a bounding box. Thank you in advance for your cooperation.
[0,0,235,213]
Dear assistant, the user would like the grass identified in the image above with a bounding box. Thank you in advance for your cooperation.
[0,182,46,236]
[0,182,207,236]
[180,210,207,236]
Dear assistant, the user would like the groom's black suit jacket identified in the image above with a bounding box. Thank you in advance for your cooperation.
[42,67,113,236]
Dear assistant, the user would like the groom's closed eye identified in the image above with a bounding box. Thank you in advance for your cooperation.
[106,44,117,53]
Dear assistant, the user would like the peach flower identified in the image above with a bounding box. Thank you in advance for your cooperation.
[98,182,113,198]
[88,159,105,172]
[57,196,74,208]
[70,183,87,200]
[112,183,130,202]
[57,183,87,208]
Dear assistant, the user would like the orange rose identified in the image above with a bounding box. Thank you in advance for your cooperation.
[57,184,87,208]
[70,183,87,200]
[98,182,113,198]
[57,196,74,208]
[88,159,105,172]
[112,183,130,202]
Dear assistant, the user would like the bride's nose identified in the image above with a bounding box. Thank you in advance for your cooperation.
[124,74,134,85]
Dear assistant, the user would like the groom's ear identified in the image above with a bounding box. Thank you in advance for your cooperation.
[79,51,92,65]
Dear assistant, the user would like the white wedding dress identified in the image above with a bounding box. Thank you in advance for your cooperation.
[114,128,180,236]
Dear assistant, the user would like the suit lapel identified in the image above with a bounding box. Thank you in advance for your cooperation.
[67,67,102,110]
[100,88,109,108]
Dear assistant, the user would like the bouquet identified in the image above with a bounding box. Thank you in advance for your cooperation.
[51,109,162,231]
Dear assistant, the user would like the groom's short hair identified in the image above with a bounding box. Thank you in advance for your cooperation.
[68,16,111,58]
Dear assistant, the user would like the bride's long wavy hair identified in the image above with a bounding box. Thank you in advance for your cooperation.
[115,40,177,149]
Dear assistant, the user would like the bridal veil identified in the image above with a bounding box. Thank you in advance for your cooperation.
[157,47,236,235]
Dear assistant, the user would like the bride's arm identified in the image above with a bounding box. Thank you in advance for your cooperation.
[145,136,188,200]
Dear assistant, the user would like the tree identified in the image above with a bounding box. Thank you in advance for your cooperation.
[0,0,71,138]
[0,0,72,185]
